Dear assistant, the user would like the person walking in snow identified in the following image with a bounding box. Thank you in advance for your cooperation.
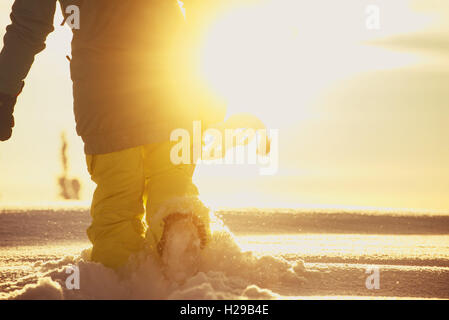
[0,0,227,277]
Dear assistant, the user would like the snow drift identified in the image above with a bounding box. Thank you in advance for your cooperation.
[1,218,311,300]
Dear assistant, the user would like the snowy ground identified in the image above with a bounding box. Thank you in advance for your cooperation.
[0,206,448,299]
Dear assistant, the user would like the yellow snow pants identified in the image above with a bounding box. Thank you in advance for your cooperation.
[85,140,209,270]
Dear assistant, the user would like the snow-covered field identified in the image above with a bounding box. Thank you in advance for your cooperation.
[1,205,448,299]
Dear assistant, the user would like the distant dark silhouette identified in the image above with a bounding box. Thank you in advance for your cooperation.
[58,132,81,200]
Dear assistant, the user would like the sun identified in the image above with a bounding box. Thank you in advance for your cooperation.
[197,0,425,130]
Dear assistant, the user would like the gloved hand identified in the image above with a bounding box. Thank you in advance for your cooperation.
[0,92,18,141]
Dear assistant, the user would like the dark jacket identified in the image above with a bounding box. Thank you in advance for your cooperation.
[0,0,226,154]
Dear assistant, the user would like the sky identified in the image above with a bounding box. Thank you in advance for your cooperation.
[0,0,448,211]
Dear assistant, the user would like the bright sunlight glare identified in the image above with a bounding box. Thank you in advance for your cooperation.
[199,0,432,129]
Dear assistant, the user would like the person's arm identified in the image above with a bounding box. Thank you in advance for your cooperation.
[0,0,57,141]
